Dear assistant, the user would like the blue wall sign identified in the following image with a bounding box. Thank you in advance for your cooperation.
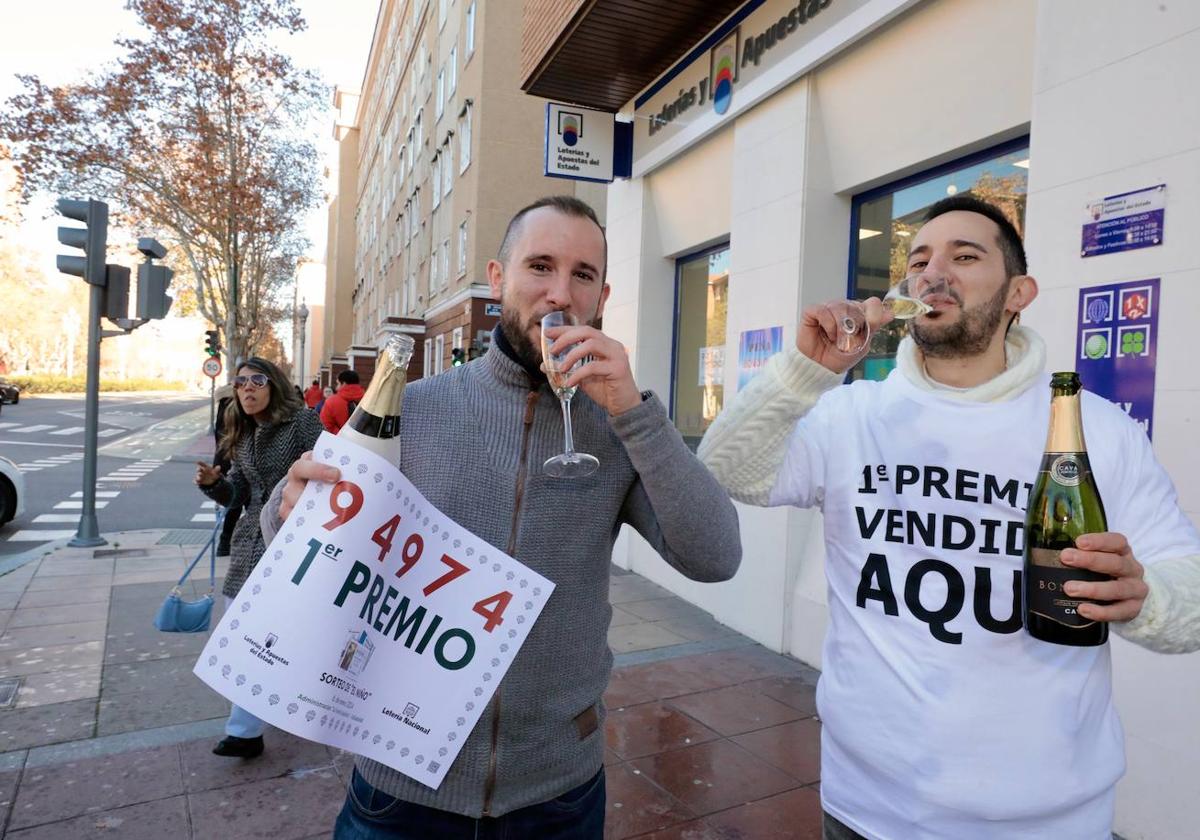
[1075,278,1160,438]
[1081,184,1165,258]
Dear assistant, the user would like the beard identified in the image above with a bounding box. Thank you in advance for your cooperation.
[910,279,1011,359]
[498,297,602,371]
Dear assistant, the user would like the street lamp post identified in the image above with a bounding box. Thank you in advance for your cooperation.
[297,300,309,387]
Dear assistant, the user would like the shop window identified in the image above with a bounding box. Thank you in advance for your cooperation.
[849,139,1029,381]
[671,245,729,450]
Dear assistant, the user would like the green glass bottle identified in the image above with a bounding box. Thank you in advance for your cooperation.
[1023,372,1109,646]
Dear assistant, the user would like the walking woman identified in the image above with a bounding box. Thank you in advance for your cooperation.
[194,357,324,758]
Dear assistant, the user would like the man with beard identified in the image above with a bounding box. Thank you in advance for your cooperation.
[264,195,742,839]
[699,195,1200,839]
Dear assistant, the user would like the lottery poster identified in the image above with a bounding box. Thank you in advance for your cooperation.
[194,432,555,788]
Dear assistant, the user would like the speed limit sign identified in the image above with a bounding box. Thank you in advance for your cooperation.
[202,357,223,378]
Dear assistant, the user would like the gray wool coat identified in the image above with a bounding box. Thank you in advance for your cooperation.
[202,408,324,598]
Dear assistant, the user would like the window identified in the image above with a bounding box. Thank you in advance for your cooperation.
[458,220,468,276]
[438,0,448,29]
[849,139,1030,381]
[442,140,453,197]
[452,326,463,350]
[436,68,445,118]
[458,102,472,173]
[448,46,457,94]
[398,145,406,183]
[671,245,729,450]
[430,234,440,289]
[414,109,423,155]
[466,2,476,57]
[431,154,442,208]
[434,333,445,374]
[423,338,432,377]
[441,238,450,287]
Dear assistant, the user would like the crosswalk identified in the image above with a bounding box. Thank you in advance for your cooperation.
[13,451,85,473]
[4,459,166,542]
[0,420,125,450]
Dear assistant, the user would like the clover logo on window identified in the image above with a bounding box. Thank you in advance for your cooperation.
[1120,330,1146,355]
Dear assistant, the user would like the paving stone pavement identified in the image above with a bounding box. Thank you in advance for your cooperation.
[0,531,826,838]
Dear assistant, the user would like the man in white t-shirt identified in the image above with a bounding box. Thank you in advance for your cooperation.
[699,195,1200,840]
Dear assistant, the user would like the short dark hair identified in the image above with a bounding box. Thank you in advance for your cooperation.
[923,195,1027,277]
[337,370,360,385]
[497,195,607,278]
[312,379,319,386]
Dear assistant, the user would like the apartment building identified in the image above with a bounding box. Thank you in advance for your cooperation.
[319,0,606,386]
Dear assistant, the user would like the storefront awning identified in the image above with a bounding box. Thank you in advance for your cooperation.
[522,0,746,112]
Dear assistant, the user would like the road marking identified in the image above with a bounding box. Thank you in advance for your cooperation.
[33,514,83,523]
[6,530,77,541]
[72,491,120,498]
[11,425,55,434]
[0,422,18,430]
[191,513,217,522]
[201,501,217,509]
[97,429,123,438]
[50,426,86,436]
[54,501,110,509]
[0,440,83,448]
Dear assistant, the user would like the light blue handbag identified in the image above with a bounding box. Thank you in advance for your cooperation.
[154,508,224,633]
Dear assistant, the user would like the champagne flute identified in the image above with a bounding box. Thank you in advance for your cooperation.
[822,273,948,356]
[541,311,599,478]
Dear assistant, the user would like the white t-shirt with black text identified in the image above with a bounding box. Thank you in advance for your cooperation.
[771,370,1200,839]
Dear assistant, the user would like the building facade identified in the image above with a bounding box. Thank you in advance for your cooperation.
[523,1,1200,836]
[320,0,606,387]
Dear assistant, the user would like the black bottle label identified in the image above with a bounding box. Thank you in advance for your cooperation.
[1027,548,1105,628]
[1049,454,1082,487]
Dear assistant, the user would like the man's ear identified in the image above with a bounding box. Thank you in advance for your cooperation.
[594,283,612,323]
[1008,274,1039,316]
[486,259,504,300]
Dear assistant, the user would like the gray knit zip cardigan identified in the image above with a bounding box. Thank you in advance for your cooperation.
[262,337,742,817]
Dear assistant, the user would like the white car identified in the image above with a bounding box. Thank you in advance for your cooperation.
[0,455,25,527]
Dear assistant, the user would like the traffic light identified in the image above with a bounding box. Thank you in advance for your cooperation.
[451,347,465,366]
[205,329,221,357]
[467,344,483,361]
[55,198,109,287]
[136,263,174,320]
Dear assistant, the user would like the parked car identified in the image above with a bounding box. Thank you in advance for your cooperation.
[0,455,25,527]
[0,378,19,404]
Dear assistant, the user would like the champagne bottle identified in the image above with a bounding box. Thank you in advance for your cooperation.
[1023,371,1109,646]
[338,335,415,463]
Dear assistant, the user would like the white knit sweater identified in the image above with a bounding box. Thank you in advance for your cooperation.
[698,326,1200,653]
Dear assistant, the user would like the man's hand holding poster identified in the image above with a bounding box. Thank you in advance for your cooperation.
[194,432,555,788]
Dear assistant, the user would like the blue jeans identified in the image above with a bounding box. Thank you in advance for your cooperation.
[333,767,606,840]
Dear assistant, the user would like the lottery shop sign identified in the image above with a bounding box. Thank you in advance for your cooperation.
[194,432,554,788]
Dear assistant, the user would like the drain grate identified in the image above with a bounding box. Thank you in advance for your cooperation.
[156,529,212,546]
[0,677,20,709]
[94,548,149,559]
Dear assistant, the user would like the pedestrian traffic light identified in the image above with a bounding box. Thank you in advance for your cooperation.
[55,198,109,287]
[451,348,465,366]
[468,343,483,361]
[205,329,221,357]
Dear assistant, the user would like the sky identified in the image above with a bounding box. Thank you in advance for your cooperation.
[0,0,379,303]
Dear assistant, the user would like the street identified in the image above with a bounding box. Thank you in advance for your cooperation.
[0,392,214,556]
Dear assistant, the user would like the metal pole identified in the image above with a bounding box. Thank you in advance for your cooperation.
[71,282,107,547]
[209,376,216,434]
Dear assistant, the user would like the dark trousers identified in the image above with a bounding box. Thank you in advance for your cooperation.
[217,503,241,555]
[824,811,868,840]
[333,767,605,840]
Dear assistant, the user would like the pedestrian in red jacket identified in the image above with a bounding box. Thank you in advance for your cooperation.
[303,379,322,408]
[320,370,365,433]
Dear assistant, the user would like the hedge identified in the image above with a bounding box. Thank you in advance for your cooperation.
[2,375,191,394]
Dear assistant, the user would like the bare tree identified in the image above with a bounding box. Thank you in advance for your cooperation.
[1,0,324,372]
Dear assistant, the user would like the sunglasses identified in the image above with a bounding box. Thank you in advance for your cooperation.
[233,373,269,389]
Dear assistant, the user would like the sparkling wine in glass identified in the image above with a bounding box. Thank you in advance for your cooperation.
[823,273,946,356]
[541,311,599,478]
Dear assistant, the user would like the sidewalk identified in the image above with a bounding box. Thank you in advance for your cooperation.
[0,532,823,839]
